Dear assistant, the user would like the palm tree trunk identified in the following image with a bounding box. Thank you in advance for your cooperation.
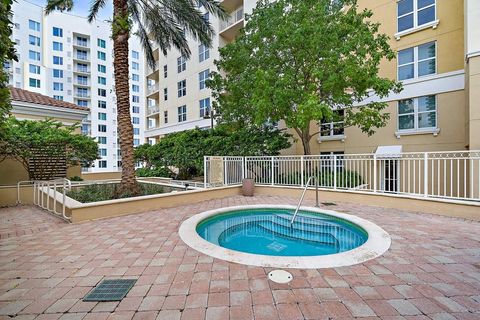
[113,0,140,196]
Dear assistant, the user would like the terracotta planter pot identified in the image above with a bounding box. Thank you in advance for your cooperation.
[242,178,255,197]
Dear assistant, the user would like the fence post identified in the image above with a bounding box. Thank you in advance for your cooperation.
[204,156,207,187]
[373,154,377,193]
[301,156,304,187]
[333,155,337,190]
[223,157,227,186]
[241,157,245,180]
[424,152,428,197]
[271,157,274,185]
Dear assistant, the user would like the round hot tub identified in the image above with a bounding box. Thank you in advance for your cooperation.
[179,205,390,268]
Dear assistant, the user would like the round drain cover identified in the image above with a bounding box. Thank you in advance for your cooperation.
[268,270,293,284]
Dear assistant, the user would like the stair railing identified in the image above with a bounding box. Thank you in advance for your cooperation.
[290,176,319,225]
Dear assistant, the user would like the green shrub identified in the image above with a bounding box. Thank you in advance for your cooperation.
[66,183,166,203]
[136,167,173,178]
[276,169,364,188]
[69,176,83,181]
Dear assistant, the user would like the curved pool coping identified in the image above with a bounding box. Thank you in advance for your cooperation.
[179,204,391,269]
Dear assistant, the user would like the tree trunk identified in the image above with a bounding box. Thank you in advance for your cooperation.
[113,0,141,196]
[300,128,311,155]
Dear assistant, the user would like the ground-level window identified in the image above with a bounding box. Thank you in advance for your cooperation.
[98,160,107,168]
[398,95,436,132]
[178,105,187,122]
[320,109,344,139]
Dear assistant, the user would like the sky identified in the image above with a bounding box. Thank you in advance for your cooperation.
[28,0,113,20]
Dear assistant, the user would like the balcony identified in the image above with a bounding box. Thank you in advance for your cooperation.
[73,66,90,74]
[74,53,89,61]
[73,40,89,48]
[74,78,89,86]
[220,7,245,34]
[147,106,160,115]
[147,83,159,95]
[74,91,90,99]
[147,62,159,76]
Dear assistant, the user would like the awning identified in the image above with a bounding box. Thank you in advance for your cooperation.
[375,145,403,158]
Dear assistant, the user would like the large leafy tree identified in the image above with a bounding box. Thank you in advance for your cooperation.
[209,0,402,154]
[45,0,226,195]
[0,117,99,180]
[135,125,291,179]
[0,0,17,123]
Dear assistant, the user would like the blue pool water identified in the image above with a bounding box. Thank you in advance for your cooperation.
[196,208,368,256]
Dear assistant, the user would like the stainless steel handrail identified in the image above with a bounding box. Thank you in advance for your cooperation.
[290,176,319,225]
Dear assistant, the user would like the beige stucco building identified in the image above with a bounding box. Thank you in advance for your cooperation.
[0,87,89,185]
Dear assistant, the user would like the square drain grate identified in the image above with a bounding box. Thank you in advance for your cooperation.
[83,279,137,302]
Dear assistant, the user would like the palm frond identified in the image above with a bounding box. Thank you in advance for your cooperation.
[45,0,73,14]
[88,0,107,22]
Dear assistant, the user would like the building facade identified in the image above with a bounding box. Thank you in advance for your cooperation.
[6,0,145,172]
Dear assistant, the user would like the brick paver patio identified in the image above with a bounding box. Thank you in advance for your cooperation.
[0,195,479,320]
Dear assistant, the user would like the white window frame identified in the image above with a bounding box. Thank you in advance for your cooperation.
[319,109,345,141]
[178,105,187,122]
[396,95,438,137]
[199,69,209,90]
[396,0,438,39]
[177,80,187,97]
[199,97,210,117]
[397,41,436,81]
[164,111,168,124]
[177,55,187,73]
[199,43,209,62]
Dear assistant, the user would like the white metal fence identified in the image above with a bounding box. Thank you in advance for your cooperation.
[204,151,480,202]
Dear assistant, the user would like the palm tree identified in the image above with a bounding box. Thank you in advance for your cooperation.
[45,0,226,196]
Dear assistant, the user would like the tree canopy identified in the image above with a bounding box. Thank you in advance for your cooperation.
[0,0,17,122]
[0,117,99,180]
[135,125,291,179]
[208,0,402,154]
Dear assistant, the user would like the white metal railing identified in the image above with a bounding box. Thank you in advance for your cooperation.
[204,151,480,202]
[147,106,160,115]
[147,84,159,95]
[17,178,72,221]
[220,6,244,31]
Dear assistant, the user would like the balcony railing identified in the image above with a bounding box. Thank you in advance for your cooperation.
[147,62,159,74]
[74,67,90,73]
[220,6,244,31]
[147,106,160,115]
[75,40,88,47]
[74,79,89,86]
[75,91,90,98]
[147,84,159,95]
[75,54,89,61]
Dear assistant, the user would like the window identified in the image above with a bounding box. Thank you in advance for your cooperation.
[29,78,40,88]
[97,51,106,61]
[132,74,139,81]
[29,35,40,46]
[133,128,140,135]
[98,160,107,168]
[98,64,106,73]
[52,27,63,37]
[99,148,107,157]
[132,106,140,114]
[53,69,63,78]
[320,151,345,171]
[177,55,187,73]
[98,137,107,144]
[177,80,186,97]
[134,139,140,146]
[98,76,106,85]
[53,41,63,51]
[98,124,107,132]
[97,38,106,48]
[320,110,345,138]
[98,88,106,97]
[53,95,63,101]
[29,64,40,74]
[132,50,139,59]
[199,43,209,62]
[77,100,88,107]
[29,50,40,61]
[163,88,168,101]
[98,112,107,120]
[132,117,140,124]
[178,105,187,122]
[98,100,107,109]
[164,111,168,124]
[199,97,210,117]
[76,36,88,46]
[132,62,139,70]
[53,56,63,65]
[77,50,88,60]
[77,75,88,85]
[398,41,436,80]
[398,95,436,132]
[117,161,122,168]
[132,84,139,92]
[397,0,436,33]
[163,65,167,78]
[132,96,140,103]
[199,69,209,90]
[76,88,88,97]
[29,20,40,31]
[77,63,88,73]
[53,82,63,91]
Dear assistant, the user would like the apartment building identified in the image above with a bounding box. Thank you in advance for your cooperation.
[145,0,479,157]
[6,0,145,173]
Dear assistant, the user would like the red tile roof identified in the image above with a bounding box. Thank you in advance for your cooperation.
[10,87,88,111]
